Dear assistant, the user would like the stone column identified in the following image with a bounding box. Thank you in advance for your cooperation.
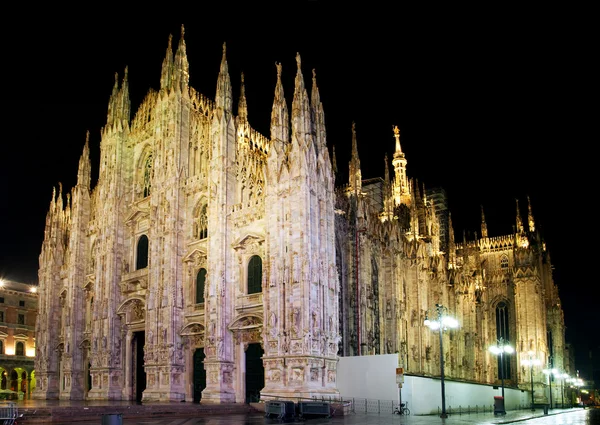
[124,332,132,400]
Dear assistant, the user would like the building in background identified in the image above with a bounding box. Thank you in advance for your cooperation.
[34,27,567,407]
[0,279,37,399]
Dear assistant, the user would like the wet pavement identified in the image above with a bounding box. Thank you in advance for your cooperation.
[4,399,598,425]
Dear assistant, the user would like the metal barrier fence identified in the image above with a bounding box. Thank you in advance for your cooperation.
[261,394,542,417]
[0,401,18,425]
[437,403,547,416]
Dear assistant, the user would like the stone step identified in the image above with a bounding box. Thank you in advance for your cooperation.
[17,402,259,423]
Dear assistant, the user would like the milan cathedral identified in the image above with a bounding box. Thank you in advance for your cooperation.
[34,27,565,405]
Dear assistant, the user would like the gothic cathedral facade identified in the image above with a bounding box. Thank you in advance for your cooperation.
[34,28,565,405]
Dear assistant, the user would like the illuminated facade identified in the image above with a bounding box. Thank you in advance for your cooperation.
[0,279,37,399]
[34,27,566,405]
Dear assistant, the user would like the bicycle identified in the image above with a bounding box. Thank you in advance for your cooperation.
[393,401,410,415]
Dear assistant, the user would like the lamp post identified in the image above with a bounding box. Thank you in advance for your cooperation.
[521,351,541,411]
[573,376,584,407]
[489,337,514,415]
[543,367,558,409]
[560,373,569,409]
[424,303,459,419]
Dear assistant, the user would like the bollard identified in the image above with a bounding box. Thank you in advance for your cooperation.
[101,414,123,425]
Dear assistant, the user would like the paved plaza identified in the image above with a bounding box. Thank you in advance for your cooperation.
[3,399,596,424]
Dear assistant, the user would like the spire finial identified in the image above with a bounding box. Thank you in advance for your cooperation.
[480,205,488,238]
[296,52,301,70]
[181,24,185,38]
[276,62,282,77]
[393,125,402,154]
[527,195,536,232]
[223,42,227,56]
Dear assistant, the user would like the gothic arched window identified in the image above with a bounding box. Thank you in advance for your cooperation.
[136,235,149,270]
[16,341,24,356]
[143,154,153,198]
[247,255,262,295]
[196,268,207,304]
[193,204,208,240]
[500,255,509,270]
[496,301,511,380]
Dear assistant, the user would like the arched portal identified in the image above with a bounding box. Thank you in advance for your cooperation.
[245,343,264,403]
[133,331,146,402]
[193,348,206,403]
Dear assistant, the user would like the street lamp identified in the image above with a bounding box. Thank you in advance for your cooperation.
[521,351,541,411]
[560,373,569,409]
[543,367,558,409]
[573,376,584,407]
[489,337,514,415]
[424,303,459,419]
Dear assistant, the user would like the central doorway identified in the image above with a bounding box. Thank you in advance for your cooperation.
[245,343,264,403]
[193,348,206,403]
[133,331,146,402]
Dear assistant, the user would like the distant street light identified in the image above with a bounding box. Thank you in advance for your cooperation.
[424,303,459,419]
[521,351,541,411]
[489,337,514,415]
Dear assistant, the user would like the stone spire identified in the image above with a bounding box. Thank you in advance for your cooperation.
[348,122,362,195]
[106,68,130,128]
[118,67,130,124]
[173,25,189,92]
[215,43,232,113]
[106,72,119,126]
[391,125,410,207]
[516,198,524,233]
[527,196,535,232]
[480,205,488,238]
[160,34,174,91]
[237,73,248,122]
[291,52,311,150]
[77,132,92,189]
[382,153,394,221]
[270,62,289,152]
[332,144,338,176]
[310,68,326,156]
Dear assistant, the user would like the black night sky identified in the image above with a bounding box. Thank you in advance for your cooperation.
[1,6,596,383]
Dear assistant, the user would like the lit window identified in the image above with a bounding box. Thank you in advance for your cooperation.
[16,342,24,356]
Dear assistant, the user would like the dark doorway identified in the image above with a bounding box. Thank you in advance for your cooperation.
[193,348,206,403]
[87,362,92,394]
[245,343,264,403]
[133,331,146,402]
